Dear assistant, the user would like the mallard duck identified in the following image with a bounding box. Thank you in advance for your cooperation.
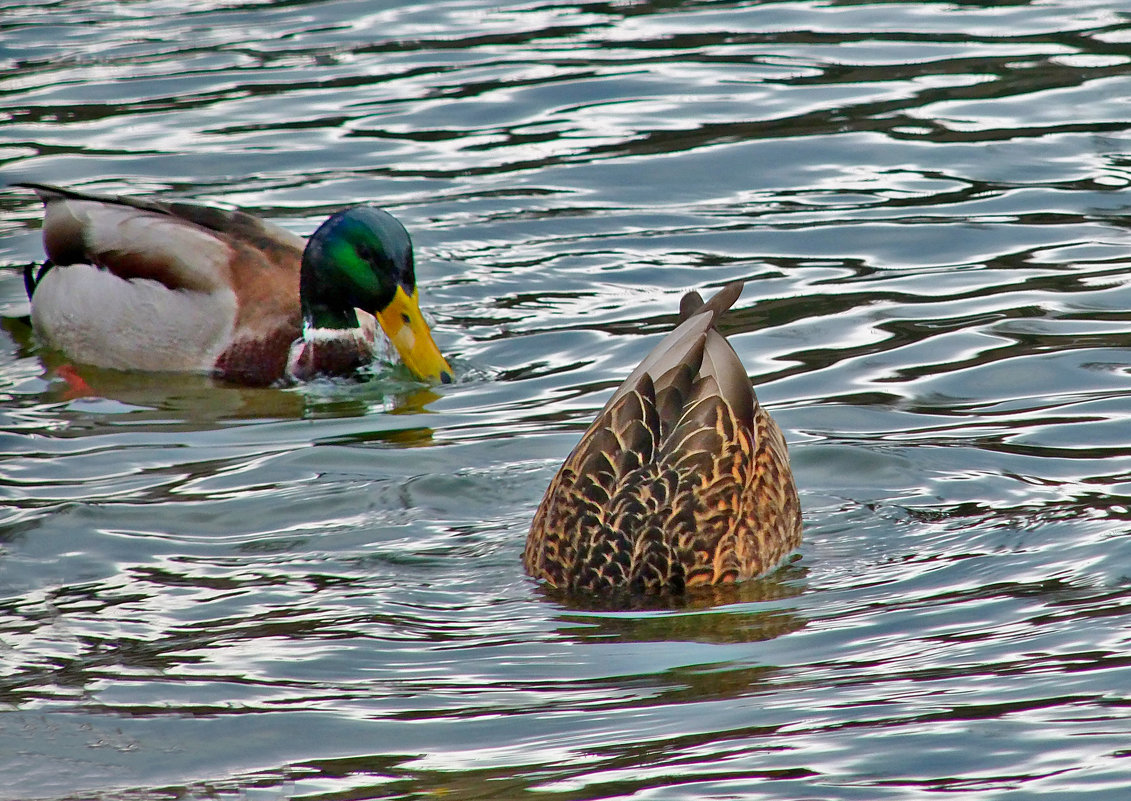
[17,182,452,387]
[524,281,801,596]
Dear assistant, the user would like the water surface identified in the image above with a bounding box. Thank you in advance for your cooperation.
[3,0,1131,798]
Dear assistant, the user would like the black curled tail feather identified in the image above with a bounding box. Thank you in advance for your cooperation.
[23,260,54,300]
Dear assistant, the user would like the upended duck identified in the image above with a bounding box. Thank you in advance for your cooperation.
[17,183,452,386]
[524,281,801,597]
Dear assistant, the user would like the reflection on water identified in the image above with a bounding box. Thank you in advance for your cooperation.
[3,0,1131,798]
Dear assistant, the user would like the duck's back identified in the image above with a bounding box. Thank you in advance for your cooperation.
[22,183,306,384]
[524,282,801,596]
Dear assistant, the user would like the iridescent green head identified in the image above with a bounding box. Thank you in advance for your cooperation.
[301,206,452,383]
[301,206,412,329]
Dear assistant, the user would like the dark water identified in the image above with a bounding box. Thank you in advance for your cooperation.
[3,1,1131,798]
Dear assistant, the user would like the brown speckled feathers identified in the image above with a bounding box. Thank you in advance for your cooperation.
[524,281,801,597]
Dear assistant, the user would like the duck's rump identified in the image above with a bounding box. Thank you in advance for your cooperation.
[524,282,802,597]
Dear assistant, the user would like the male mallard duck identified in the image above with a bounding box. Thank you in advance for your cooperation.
[17,182,452,386]
[524,281,801,596]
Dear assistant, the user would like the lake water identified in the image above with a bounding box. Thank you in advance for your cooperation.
[3,0,1131,798]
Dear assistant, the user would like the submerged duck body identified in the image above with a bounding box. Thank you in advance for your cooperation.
[18,183,452,386]
[524,281,801,598]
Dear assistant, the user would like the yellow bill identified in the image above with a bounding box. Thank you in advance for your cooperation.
[376,286,453,384]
